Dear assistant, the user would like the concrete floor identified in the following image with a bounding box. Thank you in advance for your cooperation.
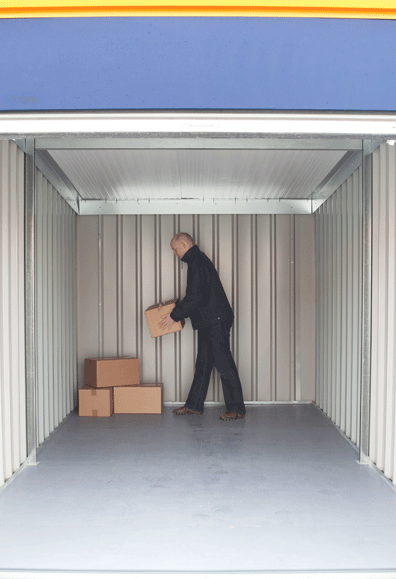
[1,404,396,574]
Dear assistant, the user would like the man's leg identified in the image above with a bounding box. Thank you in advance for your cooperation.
[209,322,246,416]
[183,327,214,414]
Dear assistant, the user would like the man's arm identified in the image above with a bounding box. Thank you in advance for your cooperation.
[170,262,205,322]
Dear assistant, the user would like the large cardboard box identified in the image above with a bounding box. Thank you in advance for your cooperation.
[84,357,140,388]
[78,386,114,417]
[114,384,163,414]
[144,299,185,338]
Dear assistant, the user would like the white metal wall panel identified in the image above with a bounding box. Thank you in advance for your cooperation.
[0,140,26,487]
[295,215,316,402]
[35,169,77,447]
[315,168,362,446]
[77,214,316,403]
[370,142,396,484]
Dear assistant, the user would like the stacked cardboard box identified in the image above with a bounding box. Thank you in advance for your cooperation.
[114,384,163,414]
[78,357,163,416]
[84,357,140,388]
[78,386,114,417]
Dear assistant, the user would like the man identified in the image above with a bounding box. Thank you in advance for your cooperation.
[159,232,246,421]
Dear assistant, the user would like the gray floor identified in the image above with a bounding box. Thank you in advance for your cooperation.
[1,404,396,573]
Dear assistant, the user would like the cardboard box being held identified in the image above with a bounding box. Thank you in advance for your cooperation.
[114,384,163,414]
[145,299,185,338]
[84,357,140,388]
[79,386,114,417]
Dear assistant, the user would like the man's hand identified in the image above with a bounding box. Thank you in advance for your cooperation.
[159,313,175,330]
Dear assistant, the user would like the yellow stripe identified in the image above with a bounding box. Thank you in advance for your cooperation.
[2,0,396,7]
[1,1,396,18]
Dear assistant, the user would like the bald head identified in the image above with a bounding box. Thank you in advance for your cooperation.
[171,232,194,259]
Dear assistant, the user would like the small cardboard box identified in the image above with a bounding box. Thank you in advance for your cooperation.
[78,386,114,417]
[114,384,163,414]
[84,357,140,388]
[144,299,185,338]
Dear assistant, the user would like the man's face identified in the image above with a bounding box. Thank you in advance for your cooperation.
[171,240,188,259]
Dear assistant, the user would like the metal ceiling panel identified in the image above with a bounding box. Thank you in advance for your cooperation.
[49,148,345,203]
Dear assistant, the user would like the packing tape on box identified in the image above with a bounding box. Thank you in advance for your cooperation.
[90,390,97,396]
[92,410,98,417]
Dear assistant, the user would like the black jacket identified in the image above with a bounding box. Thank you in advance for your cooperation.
[170,245,234,330]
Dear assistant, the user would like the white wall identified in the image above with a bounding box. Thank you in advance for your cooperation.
[316,143,396,487]
[77,214,316,403]
[35,169,77,446]
[1,141,78,489]
[315,168,363,446]
[0,140,26,487]
[370,142,396,484]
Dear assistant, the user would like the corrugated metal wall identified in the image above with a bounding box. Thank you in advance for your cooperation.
[0,140,26,487]
[316,143,396,487]
[370,142,396,484]
[315,167,363,446]
[77,214,316,403]
[35,169,77,446]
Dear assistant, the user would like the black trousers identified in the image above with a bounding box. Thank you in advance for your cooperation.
[185,321,246,415]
